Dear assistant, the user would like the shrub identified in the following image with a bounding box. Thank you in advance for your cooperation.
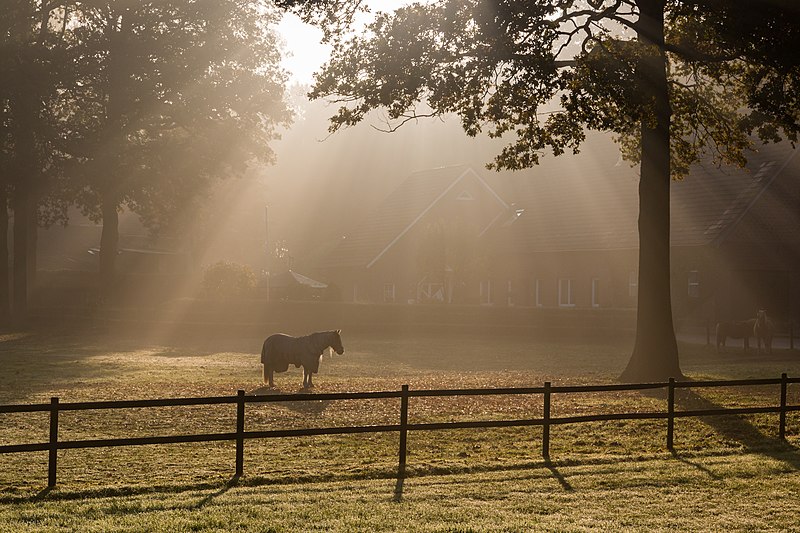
[202,261,257,299]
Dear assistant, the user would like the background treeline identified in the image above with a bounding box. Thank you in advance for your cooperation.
[0,0,291,322]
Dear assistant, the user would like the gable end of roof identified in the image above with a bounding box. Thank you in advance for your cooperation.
[366,167,509,268]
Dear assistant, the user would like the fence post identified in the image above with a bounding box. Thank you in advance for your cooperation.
[791,324,795,350]
[398,385,409,474]
[236,389,245,477]
[667,378,675,451]
[706,319,710,346]
[779,373,788,440]
[48,397,59,488]
[542,381,551,459]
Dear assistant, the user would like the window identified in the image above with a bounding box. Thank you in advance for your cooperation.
[688,270,700,298]
[558,278,574,307]
[591,278,600,307]
[535,279,542,307]
[383,283,396,303]
[480,280,492,305]
[628,271,638,298]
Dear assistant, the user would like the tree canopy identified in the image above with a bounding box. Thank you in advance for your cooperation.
[61,0,291,289]
[304,1,797,172]
[2,0,291,314]
[285,0,800,380]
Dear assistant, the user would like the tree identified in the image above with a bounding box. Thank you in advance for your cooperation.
[283,0,800,381]
[58,0,290,294]
[1,1,73,320]
[417,218,488,304]
[0,95,11,320]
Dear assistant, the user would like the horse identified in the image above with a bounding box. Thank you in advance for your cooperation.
[261,330,344,389]
[754,309,775,355]
[715,319,756,353]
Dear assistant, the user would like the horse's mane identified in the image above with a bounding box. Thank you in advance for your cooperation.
[306,330,339,353]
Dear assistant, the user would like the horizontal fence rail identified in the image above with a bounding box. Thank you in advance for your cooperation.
[1,375,798,487]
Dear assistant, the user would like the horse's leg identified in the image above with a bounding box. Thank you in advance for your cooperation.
[268,368,275,388]
[301,366,313,388]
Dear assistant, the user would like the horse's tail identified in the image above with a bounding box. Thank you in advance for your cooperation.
[261,339,268,365]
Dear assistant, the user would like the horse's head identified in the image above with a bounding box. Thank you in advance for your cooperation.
[331,329,344,355]
[757,309,768,322]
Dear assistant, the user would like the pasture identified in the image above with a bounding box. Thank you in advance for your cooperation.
[1,324,800,531]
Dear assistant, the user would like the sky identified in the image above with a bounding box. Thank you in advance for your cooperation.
[277,13,329,84]
[277,1,417,84]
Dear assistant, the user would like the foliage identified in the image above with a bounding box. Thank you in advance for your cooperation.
[0,2,73,222]
[201,260,257,299]
[304,0,798,175]
[0,2,81,317]
[59,0,291,230]
[1,0,291,313]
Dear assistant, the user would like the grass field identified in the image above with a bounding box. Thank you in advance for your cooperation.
[1,324,799,531]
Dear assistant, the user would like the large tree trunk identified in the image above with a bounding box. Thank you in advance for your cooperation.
[11,188,30,321]
[95,10,129,302]
[11,91,37,323]
[26,198,37,290]
[0,185,10,322]
[7,1,49,324]
[99,191,119,297]
[619,0,683,382]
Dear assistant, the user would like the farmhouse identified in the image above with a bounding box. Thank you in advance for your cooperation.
[317,164,514,305]
[315,134,800,324]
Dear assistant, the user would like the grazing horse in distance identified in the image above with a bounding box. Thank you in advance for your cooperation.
[716,319,756,353]
[754,310,775,355]
[261,330,344,389]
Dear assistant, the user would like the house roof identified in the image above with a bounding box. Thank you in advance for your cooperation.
[316,133,799,268]
[270,270,328,289]
[486,134,641,252]
[488,134,799,254]
[672,141,799,248]
[322,165,510,268]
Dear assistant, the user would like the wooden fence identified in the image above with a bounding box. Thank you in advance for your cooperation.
[1,375,798,488]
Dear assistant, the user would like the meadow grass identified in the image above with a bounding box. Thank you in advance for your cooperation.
[1,324,799,531]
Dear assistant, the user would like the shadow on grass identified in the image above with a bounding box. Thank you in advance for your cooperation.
[641,384,800,474]
[0,459,560,506]
[247,386,331,415]
[669,450,721,480]
[393,467,405,503]
[4,442,798,507]
[32,486,52,501]
[674,389,800,470]
[544,459,574,491]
